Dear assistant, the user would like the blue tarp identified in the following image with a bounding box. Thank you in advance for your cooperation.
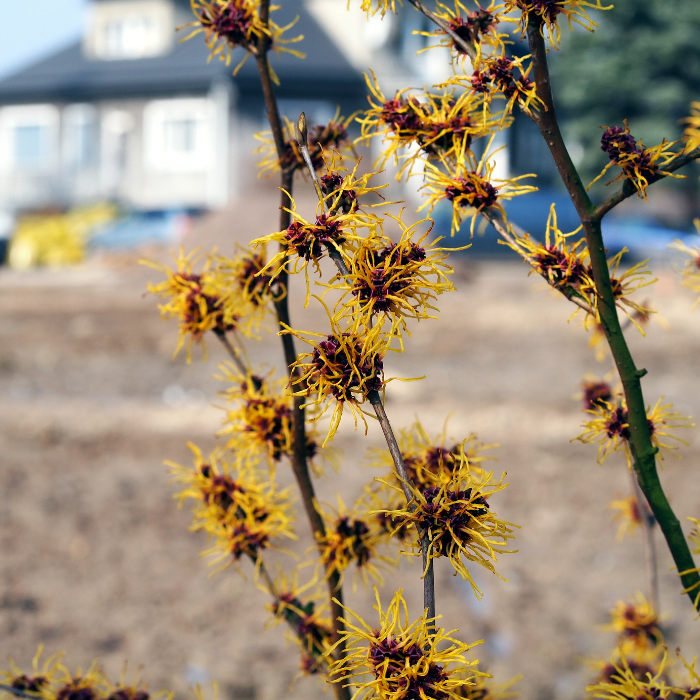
[88,210,190,251]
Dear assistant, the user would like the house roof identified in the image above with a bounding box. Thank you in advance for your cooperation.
[0,0,365,104]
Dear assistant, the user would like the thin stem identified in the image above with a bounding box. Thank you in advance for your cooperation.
[594,147,700,221]
[525,14,700,610]
[628,469,659,612]
[294,113,352,280]
[256,555,280,598]
[369,390,436,631]
[405,0,476,59]
[0,687,39,700]
[254,555,332,673]
[253,32,349,688]
[296,115,328,208]
[368,390,414,504]
[294,117,437,628]
[214,329,248,375]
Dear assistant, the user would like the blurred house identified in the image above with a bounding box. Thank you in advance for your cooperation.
[0,0,370,213]
[0,0,548,221]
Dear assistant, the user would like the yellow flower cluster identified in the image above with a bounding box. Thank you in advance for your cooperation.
[144,247,277,360]
[329,216,458,336]
[416,0,510,63]
[251,187,375,287]
[683,102,700,152]
[1,649,175,700]
[379,466,517,598]
[266,572,335,675]
[610,496,643,541]
[329,589,485,700]
[590,121,683,200]
[587,651,671,700]
[505,204,590,293]
[183,0,304,81]
[315,498,395,586]
[605,594,663,655]
[507,205,659,328]
[169,443,296,570]
[419,142,537,236]
[577,397,692,467]
[358,73,504,175]
[365,419,496,542]
[287,314,391,441]
[357,69,536,236]
[250,157,461,442]
[217,366,328,475]
[671,224,700,305]
[504,0,612,48]
[255,112,355,178]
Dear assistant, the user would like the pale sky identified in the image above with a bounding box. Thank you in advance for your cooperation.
[0,0,87,79]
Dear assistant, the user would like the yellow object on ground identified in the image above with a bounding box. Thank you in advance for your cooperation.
[8,203,118,269]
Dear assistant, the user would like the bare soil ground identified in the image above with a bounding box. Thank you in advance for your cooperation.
[2,184,700,700]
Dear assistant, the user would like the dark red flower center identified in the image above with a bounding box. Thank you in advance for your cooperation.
[311,334,384,399]
[445,178,498,210]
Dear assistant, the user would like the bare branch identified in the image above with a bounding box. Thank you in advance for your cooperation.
[405,0,476,60]
[0,687,40,700]
[214,329,248,375]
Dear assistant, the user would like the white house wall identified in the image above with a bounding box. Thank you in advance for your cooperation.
[0,105,63,211]
[0,92,233,213]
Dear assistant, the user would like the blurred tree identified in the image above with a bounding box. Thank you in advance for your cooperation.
[550,0,700,213]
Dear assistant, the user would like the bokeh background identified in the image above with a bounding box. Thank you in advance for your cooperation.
[1,3,700,700]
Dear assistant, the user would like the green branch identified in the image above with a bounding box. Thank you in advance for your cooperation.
[525,14,700,611]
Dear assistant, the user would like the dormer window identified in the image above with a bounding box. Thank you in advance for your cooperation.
[85,1,174,60]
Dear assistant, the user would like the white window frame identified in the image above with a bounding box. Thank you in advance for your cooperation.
[143,98,212,173]
[86,0,173,60]
[63,104,99,169]
[0,104,60,174]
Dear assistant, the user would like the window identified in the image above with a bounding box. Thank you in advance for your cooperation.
[143,99,211,173]
[101,15,161,59]
[15,125,46,168]
[87,1,173,60]
[163,118,198,155]
[63,105,99,169]
[0,105,59,172]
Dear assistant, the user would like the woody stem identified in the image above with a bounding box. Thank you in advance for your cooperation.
[254,19,348,690]
[0,687,38,700]
[368,390,436,632]
[214,329,248,375]
[526,14,700,610]
[628,469,659,612]
[295,117,437,630]
[405,0,476,59]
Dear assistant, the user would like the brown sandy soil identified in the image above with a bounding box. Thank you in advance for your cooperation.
[2,183,700,700]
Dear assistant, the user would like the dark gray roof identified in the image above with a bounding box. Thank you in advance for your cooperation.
[0,0,365,104]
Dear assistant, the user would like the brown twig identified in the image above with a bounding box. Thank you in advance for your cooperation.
[0,687,40,700]
[367,391,436,631]
[594,146,700,221]
[253,20,349,692]
[405,0,476,60]
[214,329,248,375]
[294,111,437,628]
[525,14,700,610]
